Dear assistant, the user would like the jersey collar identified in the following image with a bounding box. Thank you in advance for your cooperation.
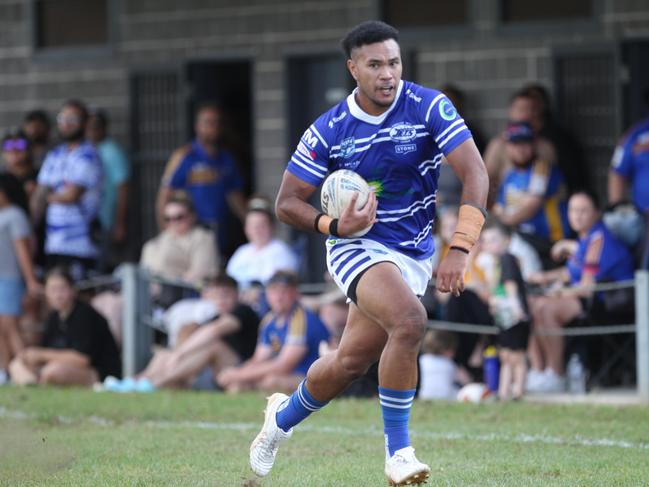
[346,80,404,125]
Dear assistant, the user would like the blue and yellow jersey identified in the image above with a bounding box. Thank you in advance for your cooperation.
[286,80,473,260]
[162,139,243,227]
[567,221,635,285]
[611,117,649,211]
[259,304,330,375]
[498,159,569,242]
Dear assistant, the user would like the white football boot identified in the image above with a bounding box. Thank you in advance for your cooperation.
[249,393,293,477]
[385,446,431,486]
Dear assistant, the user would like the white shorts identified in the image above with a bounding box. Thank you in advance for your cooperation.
[325,238,433,300]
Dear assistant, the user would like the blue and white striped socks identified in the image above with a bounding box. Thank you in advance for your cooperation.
[379,386,416,457]
[275,380,328,432]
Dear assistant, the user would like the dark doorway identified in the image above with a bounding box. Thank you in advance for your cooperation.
[288,54,353,283]
[186,60,253,258]
[622,40,649,129]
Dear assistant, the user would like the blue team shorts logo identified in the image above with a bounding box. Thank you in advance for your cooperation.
[340,137,356,158]
[439,99,457,121]
[389,122,417,143]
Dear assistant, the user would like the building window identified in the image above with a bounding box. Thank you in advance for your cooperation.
[502,0,592,22]
[35,0,108,48]
[382,0,468,28]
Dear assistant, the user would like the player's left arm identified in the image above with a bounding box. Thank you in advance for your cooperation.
[437,139,489,296]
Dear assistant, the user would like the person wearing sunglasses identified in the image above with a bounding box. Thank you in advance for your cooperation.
[140,192,219,295]
[30,100,103,282]
[1,130,38,200]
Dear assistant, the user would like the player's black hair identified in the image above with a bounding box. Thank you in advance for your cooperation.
[23,109,51,129]
[61,99,89,124]
[341,20,399,58]
[570,189,601,211]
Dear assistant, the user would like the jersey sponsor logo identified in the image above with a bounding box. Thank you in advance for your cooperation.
[297,141,316,160]
[439,99,457,121]
[340,137,356,158]
[389,122,417,143]
[341,160,360,170]
[301,128,319,149]
[406,89,422,103]
[395,144,417,154]
[328,111,347,128]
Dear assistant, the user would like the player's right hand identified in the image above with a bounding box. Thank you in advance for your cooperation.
[337,191,378,237]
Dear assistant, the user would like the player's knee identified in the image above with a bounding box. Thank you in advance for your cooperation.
[391,308,427,346]
[338,354,371,380]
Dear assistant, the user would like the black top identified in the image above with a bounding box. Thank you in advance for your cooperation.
[43,300,121,380]
[499,253,529,316]
[200,303,260,360]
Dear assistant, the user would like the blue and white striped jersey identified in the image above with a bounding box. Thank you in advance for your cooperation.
[287,80,473,260]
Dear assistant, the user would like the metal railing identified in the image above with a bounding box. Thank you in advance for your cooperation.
[118,264,649,403]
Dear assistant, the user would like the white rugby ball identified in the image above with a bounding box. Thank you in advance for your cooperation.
[456,383,491,404]
[320,170,373,237]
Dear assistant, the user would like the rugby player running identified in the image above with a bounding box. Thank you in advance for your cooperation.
[250,20,488,486]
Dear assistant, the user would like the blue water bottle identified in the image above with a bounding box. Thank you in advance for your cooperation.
[483,346,500,393]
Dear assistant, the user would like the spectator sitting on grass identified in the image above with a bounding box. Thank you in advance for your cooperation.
[418,329,470,401]
[104,274,260,392]
[9,267,120,387]
[216,271,329,394]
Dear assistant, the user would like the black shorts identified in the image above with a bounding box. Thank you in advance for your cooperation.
[498,321,531,351]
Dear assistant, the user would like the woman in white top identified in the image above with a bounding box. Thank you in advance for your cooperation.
[226,197,298,290]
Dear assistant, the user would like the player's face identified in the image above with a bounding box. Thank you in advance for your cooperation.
[568,194,599,234]
[348,39,402,116]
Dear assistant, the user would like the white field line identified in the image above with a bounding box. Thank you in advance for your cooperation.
[1,407,648,452]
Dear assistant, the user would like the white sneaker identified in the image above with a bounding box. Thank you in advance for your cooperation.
[525,369,546,392]
[385,446,431,486]
[541,369,567,393]
[249,393,293,477]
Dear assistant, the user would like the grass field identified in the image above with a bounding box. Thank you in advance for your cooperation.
[1,387,649,486]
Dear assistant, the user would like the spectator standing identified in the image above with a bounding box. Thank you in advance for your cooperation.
[1,130,38,199]
[156,102,247,256]
[483,89,557,206]
[492,121,569,263]
[9,267,120,387]
[481,220,530,401]
[609,107,649,268]
[31,100,103,281]
[217,271,330,393]
[86,110,130,271]
[22,109,51,170]
[0,174,41,384]
[226,197,299,291]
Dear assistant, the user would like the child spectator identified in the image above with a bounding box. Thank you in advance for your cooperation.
[9,267,120,387]
[481,219,530,401]
[0,174,41,384]
[418,330,469,401]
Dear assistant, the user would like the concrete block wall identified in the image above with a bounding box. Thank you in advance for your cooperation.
[0,0,648,204]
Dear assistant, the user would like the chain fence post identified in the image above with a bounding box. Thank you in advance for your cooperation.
[635,270,649,403]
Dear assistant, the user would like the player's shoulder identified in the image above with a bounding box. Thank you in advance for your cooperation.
[313,97,350,135]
